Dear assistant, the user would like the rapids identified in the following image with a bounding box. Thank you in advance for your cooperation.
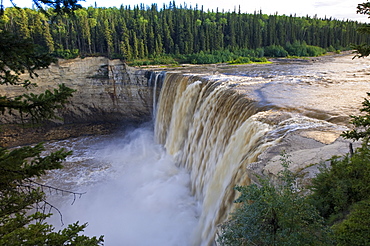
[43,53,370,245]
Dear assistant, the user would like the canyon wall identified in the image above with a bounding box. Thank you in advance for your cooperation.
[0,57,155,147]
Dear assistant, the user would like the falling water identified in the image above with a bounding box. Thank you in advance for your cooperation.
[149,71,166,120]
[154,73,278,245]
[43,54,366,245]
[43,71,276,246]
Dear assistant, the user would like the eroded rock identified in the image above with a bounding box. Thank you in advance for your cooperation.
[0,57,156,147]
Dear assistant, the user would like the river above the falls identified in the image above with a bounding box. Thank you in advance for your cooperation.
[42,52,370,245]
[154,52,370,125]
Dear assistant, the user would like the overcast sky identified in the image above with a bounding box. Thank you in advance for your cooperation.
[3,0,369,22]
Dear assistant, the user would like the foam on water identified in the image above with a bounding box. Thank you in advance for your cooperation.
[46,125,199,246]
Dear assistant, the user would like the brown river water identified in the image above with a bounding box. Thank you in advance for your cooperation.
[40,52,370,246]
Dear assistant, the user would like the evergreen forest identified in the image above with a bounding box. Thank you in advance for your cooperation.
[2,2,370,65]
[1,1,370,245]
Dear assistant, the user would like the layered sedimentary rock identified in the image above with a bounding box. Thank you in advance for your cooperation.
[0,57,155,147]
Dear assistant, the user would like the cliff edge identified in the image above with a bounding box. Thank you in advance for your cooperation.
[0,57,156,147]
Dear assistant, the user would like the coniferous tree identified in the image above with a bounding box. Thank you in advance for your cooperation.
[353,1,370,58]
[0,1,103,244]
[2,2,370,62]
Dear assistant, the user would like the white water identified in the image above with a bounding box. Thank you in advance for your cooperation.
[45,125,199,246]
[42,53,370,245]
[44,73,275,246]
[154,74,279,245]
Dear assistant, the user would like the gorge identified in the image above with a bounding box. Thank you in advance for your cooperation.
[3,53,370,245]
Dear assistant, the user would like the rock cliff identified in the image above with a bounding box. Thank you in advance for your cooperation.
[0,57,156,147]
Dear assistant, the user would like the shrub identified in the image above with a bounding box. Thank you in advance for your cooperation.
[218,153,332,246]
[306,45,326,56]
[309,148,370,222]
[309,93,370,244]
[264,45,288,57]
[188,51,217,64]
[332,199,370,246]
[251,57,268,62]
[53,49,79,59]
[228,56,251,64]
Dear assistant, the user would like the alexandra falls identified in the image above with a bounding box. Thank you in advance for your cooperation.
[19,53,363,245]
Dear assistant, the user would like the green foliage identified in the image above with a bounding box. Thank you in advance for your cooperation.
[285,41,326,57]
[2,4,367,61]
[306,45,327,56]
[128,54,178,66]
[0,84,76,123]
[309,148,370,222]
[187,51,220,64]
[285,42,308,57]
[0,30,76,124]
[218,152,332,246]
[250,57,268,63]
[264,45,288,57]
[309,90,370,244]
[228,57,251,64]
[53,49,80,59]
[182,49,267,65]
[332,199,370,246]
[0,30,54,86]
[234,48,265,58]
[0,213,104,246]
[342,92,370,144]
[353,2,370,58]
[0,2,103,245]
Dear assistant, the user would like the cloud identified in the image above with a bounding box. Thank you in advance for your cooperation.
[314,0,338,8]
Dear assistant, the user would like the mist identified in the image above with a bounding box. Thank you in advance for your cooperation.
[46,125,200,246]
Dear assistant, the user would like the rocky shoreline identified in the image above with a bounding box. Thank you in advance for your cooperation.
[0,122,122,147]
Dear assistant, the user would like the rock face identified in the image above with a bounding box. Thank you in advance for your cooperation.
[0,57,156,147]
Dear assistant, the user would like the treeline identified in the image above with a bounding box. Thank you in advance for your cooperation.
[2,2,370,62]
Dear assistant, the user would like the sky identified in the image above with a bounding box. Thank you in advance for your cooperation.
[3,0,370,22]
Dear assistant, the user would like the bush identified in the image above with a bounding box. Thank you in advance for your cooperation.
[284,41,326,57]
[186,50,236,64]
[218,153,332,246]
[228,56,251,64]
[211,49,236,62]
[306,45,326,56]
[332,199,370,246]
[234,48,265,58]
[53,49,79,59]
[285,41,308,56]
[251,56,268,62]
[187,51,217,64]
[309,93,370,244]
[309,148,370,222]
[152,55,178,65]
[264,45,288,57]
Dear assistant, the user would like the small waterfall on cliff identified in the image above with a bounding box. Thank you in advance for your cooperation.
[154,73,278,245]
[148,71,166,120]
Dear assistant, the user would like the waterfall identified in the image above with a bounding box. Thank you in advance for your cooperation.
[44,69,343,245]
[148,71,166,121]
[154,73,278,245]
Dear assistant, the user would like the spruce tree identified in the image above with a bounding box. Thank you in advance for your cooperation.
[354,1,370,58]
[0,1,103,245]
